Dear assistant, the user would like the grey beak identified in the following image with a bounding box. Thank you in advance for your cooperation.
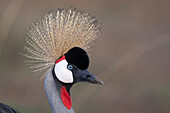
[81,70,104,85]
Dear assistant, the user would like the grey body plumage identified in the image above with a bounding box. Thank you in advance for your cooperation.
[0,103,19,113]
[44,67,75,113]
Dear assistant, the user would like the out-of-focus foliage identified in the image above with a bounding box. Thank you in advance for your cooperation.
[0,0,170,113]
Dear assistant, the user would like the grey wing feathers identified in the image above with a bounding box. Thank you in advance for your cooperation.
[0,103,19,113]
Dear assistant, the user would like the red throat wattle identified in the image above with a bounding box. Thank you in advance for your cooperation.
[60,86,72,110]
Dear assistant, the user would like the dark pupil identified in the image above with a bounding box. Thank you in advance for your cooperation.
[68,65,73,70]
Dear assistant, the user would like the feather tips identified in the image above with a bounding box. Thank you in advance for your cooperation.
[24,8,101,79]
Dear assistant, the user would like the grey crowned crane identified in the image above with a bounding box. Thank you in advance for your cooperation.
[0,8,103,113]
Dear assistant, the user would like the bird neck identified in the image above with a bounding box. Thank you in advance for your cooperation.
[44,68,74,113]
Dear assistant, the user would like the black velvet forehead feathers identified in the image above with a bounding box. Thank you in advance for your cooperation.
[64,47,89,70]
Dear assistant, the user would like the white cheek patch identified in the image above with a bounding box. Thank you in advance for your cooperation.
[54,60,73,83]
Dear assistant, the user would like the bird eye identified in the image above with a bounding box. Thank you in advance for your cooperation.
[67,65,73,70]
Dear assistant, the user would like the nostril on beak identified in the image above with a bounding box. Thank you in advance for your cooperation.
[86,75,91,78]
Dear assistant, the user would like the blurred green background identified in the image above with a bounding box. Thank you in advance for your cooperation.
[0,0,170,113]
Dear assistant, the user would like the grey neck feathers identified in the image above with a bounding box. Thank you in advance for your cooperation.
[44,68,75,113]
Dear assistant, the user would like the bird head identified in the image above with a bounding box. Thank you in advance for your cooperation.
[53,47,103,85]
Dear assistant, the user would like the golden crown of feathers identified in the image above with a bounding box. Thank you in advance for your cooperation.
[23,8,101,79]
